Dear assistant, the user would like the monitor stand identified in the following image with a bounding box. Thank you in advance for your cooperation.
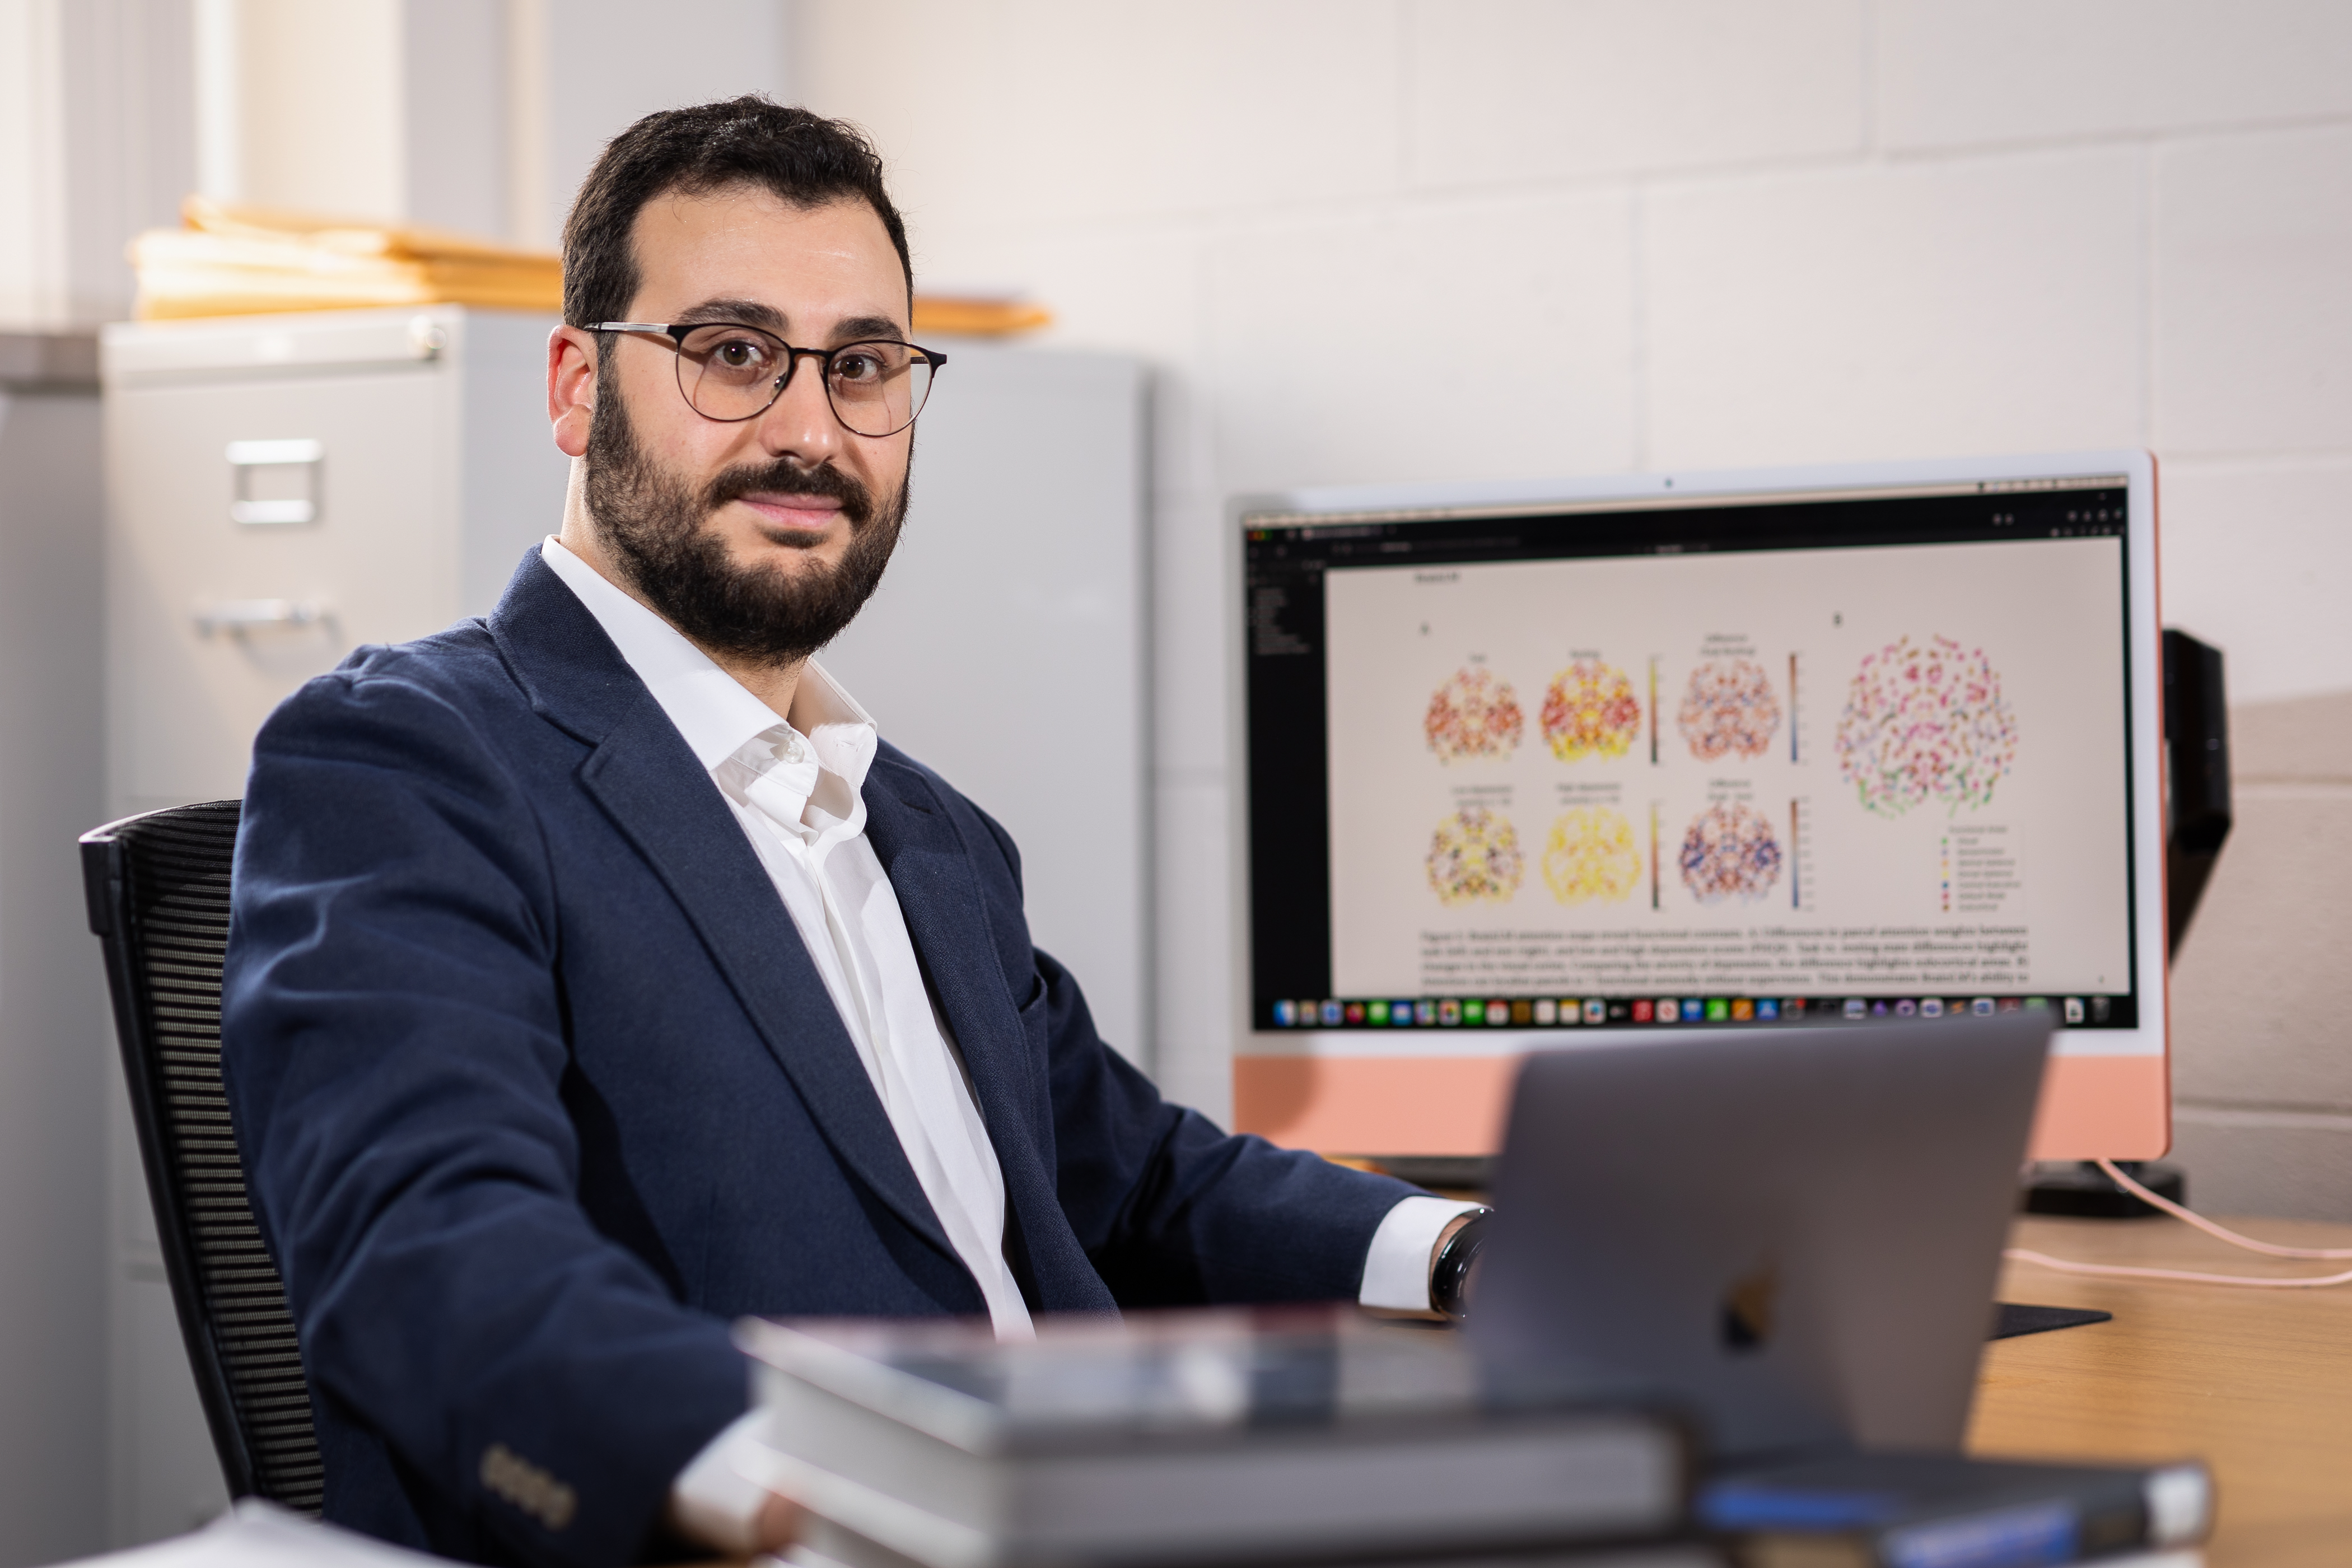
[1992,1302,2112,1339]
[2023,1159,2186,1219]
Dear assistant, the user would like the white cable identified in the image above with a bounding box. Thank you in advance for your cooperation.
[2003,1158,2352,1289]
[2093,1157,2352,1259]
[2005,1248,2352,1290]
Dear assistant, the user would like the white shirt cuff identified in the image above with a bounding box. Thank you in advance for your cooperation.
[669,1408,782,1556]
[1357,1194,1485,1311]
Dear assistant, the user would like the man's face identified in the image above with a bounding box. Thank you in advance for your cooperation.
[582,188,915,665]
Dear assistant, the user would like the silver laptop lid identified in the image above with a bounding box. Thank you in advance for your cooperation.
[1472,1014,2052,1457]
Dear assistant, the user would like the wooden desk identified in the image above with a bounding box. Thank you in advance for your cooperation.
[1970,1214,2352,1567]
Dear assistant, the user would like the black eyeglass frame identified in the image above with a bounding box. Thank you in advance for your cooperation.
[590,320,947,437]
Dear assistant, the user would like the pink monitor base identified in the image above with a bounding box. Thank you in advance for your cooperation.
[1233,1050,2169,1165]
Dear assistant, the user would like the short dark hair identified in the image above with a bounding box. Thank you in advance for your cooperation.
[561,96,913,329]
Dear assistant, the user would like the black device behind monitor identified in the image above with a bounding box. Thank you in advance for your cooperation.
[2024,626,2232,1220]
[2163,627,2232,956]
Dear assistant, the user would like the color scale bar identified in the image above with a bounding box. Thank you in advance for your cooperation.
[1791,797,1801,909]
[1650,801,1661,909]
[1648,656,1659,764]
[1789,652,1799,763]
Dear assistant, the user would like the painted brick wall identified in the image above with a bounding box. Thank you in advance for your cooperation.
[798,2,2352,1214]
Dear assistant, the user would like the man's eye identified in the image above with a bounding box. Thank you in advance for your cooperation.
[832,352,881,383]
[715,339,768,370]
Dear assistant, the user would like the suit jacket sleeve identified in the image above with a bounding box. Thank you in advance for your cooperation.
[222,662,745,1568]
[965,811,1421,1306]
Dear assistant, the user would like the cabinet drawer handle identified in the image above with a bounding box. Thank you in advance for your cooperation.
[227,438,323,526]
[193,599,332,637]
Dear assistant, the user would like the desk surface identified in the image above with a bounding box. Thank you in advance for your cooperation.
[1972,1213,2352,1567]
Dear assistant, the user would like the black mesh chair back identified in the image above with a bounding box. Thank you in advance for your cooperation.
[81,801,325,1511]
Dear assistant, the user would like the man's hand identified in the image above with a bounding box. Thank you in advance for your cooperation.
[666,1423,803,1559]
[754,1490,804,1554]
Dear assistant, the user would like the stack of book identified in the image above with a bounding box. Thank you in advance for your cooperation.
[736,1306,1713,1568]
[735,1308,2212,1568]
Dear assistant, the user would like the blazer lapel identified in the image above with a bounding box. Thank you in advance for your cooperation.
[491,553,957,1267]
[861,760,1103,1308]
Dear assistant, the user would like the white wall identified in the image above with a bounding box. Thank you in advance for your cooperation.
[798,2,2352,1156]
[0,0,193,325]
[188,0,791,245]
[197,0,407,218]
[517,0,792,247]
[2169,689,2352,1222]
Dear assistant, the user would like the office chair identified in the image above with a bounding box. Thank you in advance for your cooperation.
[81,800,325,1513]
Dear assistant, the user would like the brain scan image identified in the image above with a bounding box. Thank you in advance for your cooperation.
[1541,660,1644,763]
[1426,804,1525,905]
[1679,801,1783,904]
[1677,658,1782,762]
[1542,806,1642,904]
[1424,666,1524,763]
[1835,634,2019,817]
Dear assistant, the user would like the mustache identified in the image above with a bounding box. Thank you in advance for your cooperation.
[704,457,874,528]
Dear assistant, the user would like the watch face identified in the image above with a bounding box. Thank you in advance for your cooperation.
[1434,1211,1492,1320]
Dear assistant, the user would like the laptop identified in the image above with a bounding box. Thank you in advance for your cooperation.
[1470,1013,2054,1457]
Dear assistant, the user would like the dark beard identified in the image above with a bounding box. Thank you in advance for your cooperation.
[582,367,907,667]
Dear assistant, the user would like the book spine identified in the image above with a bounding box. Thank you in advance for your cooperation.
[1875,1499,2079,1568]
[1872,1468,2194,1568]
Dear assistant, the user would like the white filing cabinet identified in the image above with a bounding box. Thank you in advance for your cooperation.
[98,306,567,1544]
[101,306,568,814]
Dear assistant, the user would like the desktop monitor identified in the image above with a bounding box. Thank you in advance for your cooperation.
[1232,452,2167,1163]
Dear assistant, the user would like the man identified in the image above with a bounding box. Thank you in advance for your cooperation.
[223,99,1479,1568]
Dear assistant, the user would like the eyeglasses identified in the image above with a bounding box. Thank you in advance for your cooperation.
[591,321,945,438]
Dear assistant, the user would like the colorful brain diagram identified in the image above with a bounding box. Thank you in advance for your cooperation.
[1835,634,2019,818]
[1543,806,1641,905]
[1679,801,1783,904]
[1677,659,1781,762]
[1426,805,1525,905]
[1541,661,1644,763]
[1424,666,1524,763]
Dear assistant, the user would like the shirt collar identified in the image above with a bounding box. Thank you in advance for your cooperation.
[538,535,880,794]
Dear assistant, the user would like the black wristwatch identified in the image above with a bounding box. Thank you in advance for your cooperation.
[1430,1207,1493,1322]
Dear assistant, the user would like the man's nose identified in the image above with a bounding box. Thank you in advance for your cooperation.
[755,352,846,459]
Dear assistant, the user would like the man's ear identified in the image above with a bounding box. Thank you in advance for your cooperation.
[549,325,599,459]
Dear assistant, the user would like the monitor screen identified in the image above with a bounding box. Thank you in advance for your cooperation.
[1234,455,2167,1161]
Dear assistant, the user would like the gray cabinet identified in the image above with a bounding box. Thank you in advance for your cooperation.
[821,344,1152,1065]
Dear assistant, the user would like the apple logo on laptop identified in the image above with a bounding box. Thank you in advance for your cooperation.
[1721,1259,1777,1351]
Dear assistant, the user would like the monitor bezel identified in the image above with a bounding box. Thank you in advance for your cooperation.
[1225,449,2168,1161]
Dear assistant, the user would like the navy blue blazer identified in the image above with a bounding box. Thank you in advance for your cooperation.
[222,550,1417,1568]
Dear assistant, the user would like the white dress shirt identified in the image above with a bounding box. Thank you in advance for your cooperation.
[536,538,1476,1550]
